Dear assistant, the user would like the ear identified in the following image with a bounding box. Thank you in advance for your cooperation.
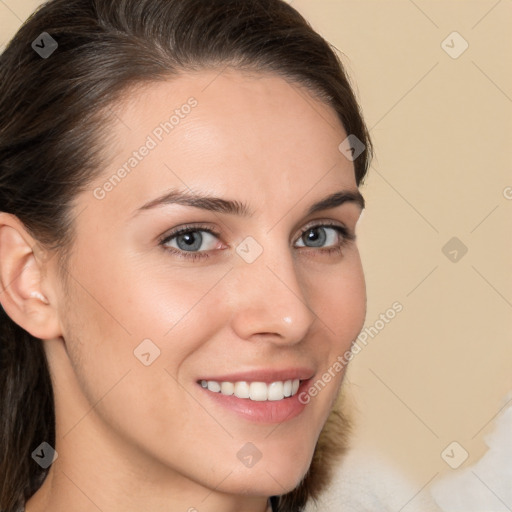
[0,212,62,340]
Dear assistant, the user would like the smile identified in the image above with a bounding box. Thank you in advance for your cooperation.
[199,379,301,401]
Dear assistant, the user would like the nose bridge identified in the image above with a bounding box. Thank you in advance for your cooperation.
[228,234,317,343]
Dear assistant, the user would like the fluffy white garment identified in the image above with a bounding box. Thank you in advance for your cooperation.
[304,446,442,512]
[430,392,512,512]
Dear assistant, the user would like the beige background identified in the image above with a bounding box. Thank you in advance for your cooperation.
[2,0,511,501]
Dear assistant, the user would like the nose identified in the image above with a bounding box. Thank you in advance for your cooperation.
[227,240,318,346]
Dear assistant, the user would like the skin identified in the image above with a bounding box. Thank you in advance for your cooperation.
[0,68,366,512]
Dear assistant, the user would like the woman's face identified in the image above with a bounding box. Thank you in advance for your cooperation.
[48,68,366,502]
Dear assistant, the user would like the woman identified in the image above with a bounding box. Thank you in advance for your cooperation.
[0,1,373,511]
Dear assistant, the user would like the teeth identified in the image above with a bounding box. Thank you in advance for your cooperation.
[283,380,292,397]
[220,382,234,395]
[267,381,284,401]
[200,379,301,401]
[234,381,250,398]
[207,381,221,393]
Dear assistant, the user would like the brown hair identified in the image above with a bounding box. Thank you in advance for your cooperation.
[0,1,372,510]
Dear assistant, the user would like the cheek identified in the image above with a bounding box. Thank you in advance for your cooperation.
[294,251,365,419]
[337,262,366,342]
[57,250,231,434]
[70,246,221,361]
[58,276,204,465]
[307,251,366,346]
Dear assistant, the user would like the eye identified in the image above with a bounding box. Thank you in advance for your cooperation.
[159,223,221,260]
[158,221,355,261]
[296,224,352,250]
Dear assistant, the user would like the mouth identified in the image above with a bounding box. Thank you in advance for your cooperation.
[196,370,314,424]
[198,378,302,402]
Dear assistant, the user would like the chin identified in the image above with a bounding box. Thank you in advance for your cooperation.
[220,448,314,497]
[224,471,308,498]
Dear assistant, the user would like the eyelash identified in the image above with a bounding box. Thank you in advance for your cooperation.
[158,221,355,261]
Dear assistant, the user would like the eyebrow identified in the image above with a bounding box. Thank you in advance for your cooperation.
[131,188,365,219]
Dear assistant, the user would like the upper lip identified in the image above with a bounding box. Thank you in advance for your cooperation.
[198,367,315,384]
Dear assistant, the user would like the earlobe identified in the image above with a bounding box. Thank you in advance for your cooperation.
[0,212,62,340]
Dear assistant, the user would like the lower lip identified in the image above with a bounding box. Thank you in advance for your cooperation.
[198,380,312,424]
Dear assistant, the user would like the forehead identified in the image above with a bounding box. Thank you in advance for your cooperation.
[87,68,356,219]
